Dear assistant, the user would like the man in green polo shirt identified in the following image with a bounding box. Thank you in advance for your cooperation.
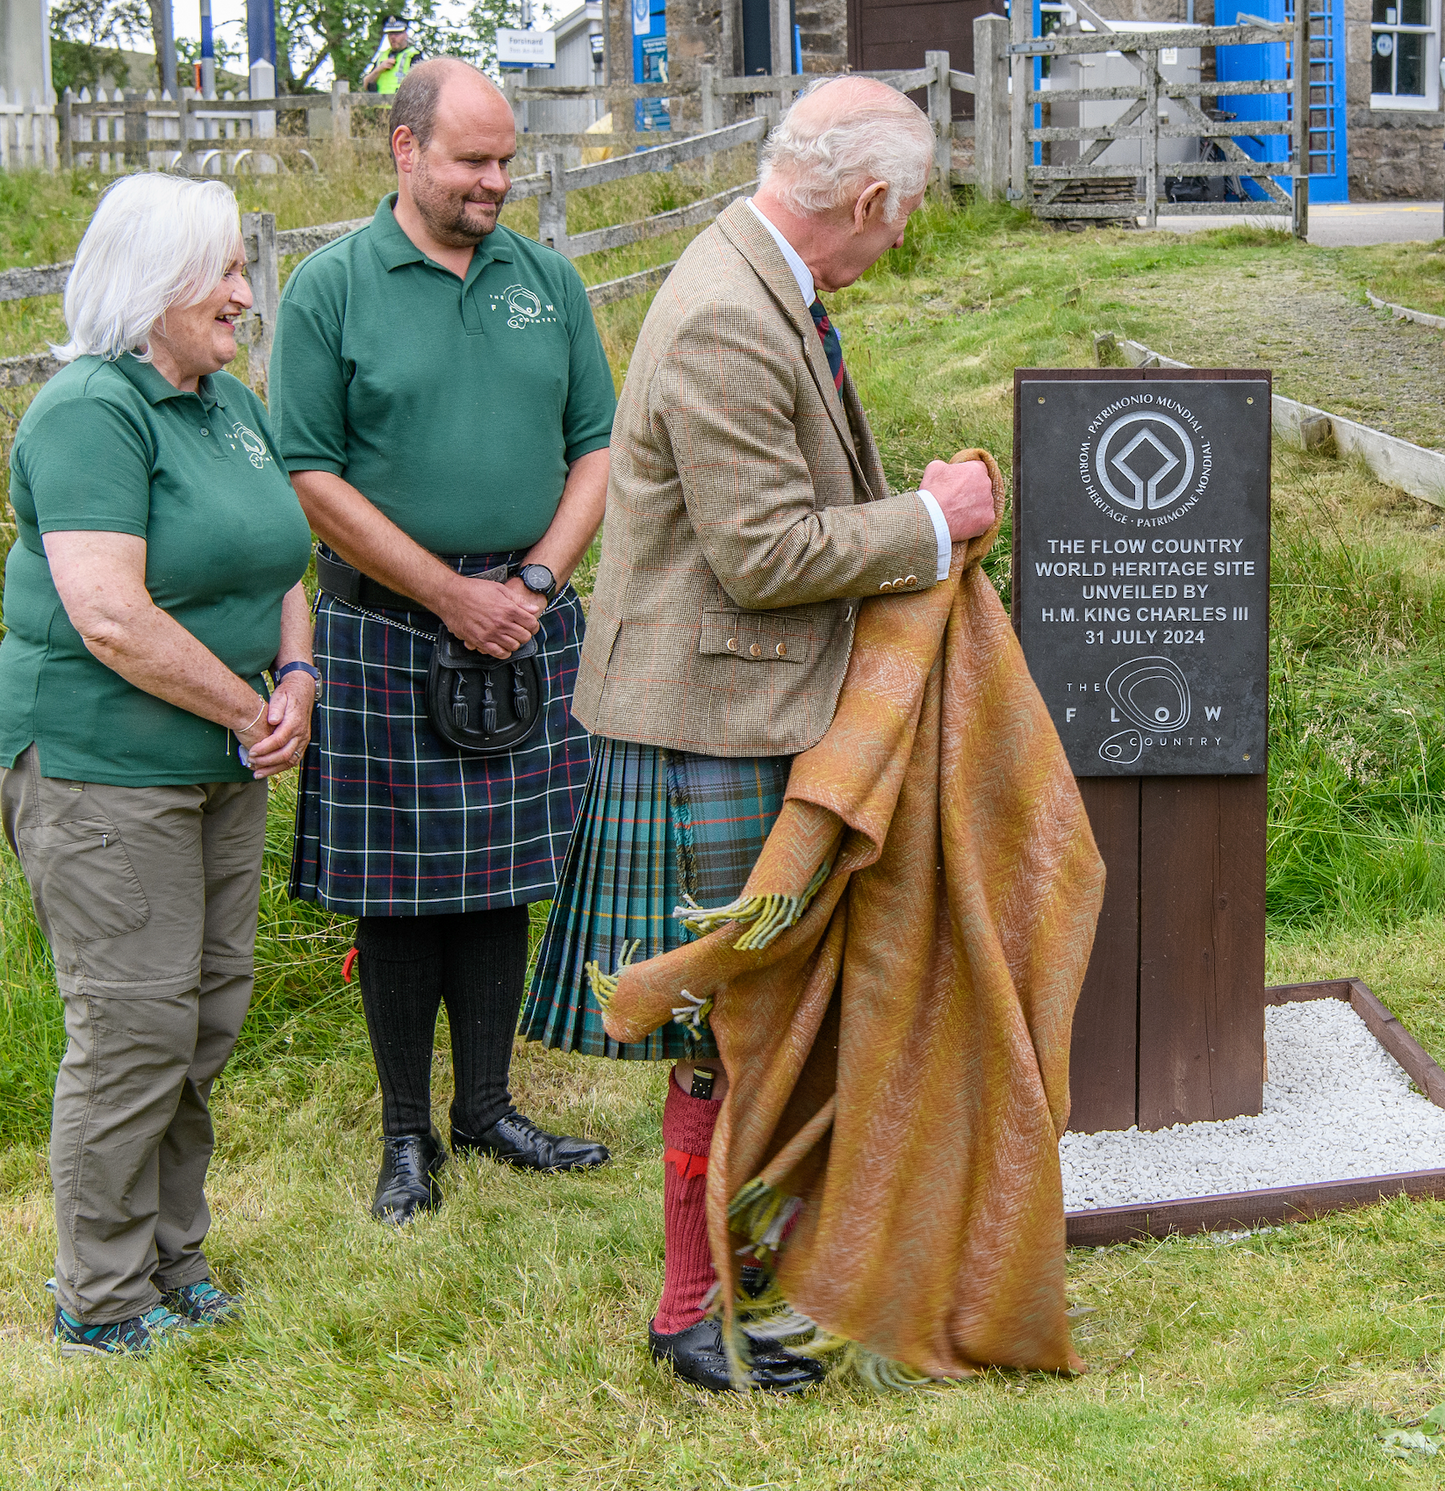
[269,57,616,1224]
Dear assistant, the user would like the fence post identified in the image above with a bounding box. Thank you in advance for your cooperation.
[331,78,352,143]
[1143,51,1159,229]
[925,50,952,196]
[249,58,277,173]
[768,0,794,112]
[241,211,279,397]
[536,152,569,257]
[1292,0,1310,241]
[700,63,718,133]
[1009,0,1029,202]
[973,15,1009,200]
[60,87,74,170]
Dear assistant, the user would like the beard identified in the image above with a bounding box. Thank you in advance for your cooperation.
[411,154,507,247]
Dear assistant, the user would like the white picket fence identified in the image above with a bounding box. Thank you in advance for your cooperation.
[0,87,58,170]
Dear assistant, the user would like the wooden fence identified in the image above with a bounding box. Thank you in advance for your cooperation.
[0,87,58,170]
[0,114,776,395]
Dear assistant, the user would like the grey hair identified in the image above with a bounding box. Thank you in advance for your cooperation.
[53,173,244,364]
[758,76,934,223]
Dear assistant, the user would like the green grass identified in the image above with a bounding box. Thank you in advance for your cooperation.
[6,189,1445,1486]
[1342,239,1445,319]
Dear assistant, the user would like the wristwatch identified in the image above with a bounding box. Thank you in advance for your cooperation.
[275,660,323,698]
[518,563,557,604]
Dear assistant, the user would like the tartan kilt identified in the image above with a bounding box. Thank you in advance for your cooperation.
[520,737,791,1061]
[289,551,592,916]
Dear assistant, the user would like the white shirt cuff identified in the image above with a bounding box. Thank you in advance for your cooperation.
[916,489,952,581]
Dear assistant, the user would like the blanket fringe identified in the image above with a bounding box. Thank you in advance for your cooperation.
[801,1334,938,1391]
[669,986,714,1044]
[584,938,641,1016]
[728,1176,804,1266]
[676,860,832,951]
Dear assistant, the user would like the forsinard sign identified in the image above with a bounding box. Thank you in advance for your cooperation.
[1014,372,1271,777]
[497,28,556,68]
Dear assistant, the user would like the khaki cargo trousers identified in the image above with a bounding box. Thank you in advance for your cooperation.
[0,746,268,1325]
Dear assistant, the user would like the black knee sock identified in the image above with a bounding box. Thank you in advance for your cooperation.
[355,916,445,1137]
[440,905,531,1138]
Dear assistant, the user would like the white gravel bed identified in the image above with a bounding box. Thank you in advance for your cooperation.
[1060,998,1445,1211]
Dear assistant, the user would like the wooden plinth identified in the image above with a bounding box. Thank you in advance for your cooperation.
[1068,775,1268,1133]
[1064,979,1445,1247]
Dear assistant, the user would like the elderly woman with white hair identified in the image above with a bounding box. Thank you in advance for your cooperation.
[520,77,997,1391]
[0,174,315,1357]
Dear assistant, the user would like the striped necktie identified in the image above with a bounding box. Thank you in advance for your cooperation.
[809,297,844,398]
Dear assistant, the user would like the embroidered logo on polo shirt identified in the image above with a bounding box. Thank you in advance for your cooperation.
[225,420,272,469]
[493,283,558,329]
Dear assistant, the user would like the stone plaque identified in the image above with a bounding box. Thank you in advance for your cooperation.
[1016,374,1270,776]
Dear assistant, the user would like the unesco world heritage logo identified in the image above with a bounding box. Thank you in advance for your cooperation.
[1078,394,1213,528]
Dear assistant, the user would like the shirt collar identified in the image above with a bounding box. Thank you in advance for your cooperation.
[115,353,224,409]
[369,192,515,280]
[746,198,815,308]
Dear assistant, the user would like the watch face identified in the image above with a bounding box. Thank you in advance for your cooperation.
[520,564,555,596]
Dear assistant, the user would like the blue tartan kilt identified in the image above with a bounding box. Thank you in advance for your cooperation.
[289,551,592,917]
[520,738,792,1061]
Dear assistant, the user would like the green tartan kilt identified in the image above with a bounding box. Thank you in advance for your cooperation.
[520,737,791,1061]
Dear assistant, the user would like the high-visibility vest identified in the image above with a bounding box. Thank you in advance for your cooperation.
[374,45,421,94]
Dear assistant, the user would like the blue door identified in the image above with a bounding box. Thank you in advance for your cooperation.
[1216,0,1347,202]
[632,0,669,130]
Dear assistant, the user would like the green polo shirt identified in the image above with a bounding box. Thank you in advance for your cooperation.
[269,195,617,555]
[0,356,313,785]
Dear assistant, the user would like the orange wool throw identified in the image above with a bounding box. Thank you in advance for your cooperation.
[596,450,1106,1380]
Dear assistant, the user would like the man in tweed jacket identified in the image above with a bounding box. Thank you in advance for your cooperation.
[524,77,996,1392]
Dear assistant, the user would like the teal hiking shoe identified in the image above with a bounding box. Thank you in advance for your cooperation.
[54,1303,186,1358]
[163,1280,240,1325]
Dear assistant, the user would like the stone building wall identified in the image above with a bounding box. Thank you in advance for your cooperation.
[1342,0,1444,199]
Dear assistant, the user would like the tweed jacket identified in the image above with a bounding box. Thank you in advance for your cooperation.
[573,198,940,757]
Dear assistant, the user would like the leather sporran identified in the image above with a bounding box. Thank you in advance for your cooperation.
[425,567,547,755]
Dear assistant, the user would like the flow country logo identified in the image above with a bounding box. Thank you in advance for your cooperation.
[495,283,559,329]
[1077,393,1213,528]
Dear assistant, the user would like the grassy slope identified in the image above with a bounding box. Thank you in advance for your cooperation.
[3,191,1445,1486]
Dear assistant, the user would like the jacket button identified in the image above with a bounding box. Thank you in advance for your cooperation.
[776,642,787,658]
[894,577,906,588]
[749,643,762,657]
[879,581,892,592]
[905,575,917,586]
[726,638,737,652]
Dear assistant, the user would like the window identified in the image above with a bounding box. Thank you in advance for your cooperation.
[1371,0,1440,108]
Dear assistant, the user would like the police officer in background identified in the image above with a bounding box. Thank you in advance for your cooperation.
[363,16,423,94]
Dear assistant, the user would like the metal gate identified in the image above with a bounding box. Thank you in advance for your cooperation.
[1009,0,1314,235]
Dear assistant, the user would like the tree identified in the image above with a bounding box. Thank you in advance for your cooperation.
[50,0,150,94]
[277,0,527,93]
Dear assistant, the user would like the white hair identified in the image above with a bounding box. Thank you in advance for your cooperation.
[759,77,935,223]
[54,174,244,364]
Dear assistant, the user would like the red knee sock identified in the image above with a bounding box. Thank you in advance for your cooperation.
[651,1077,721,1336]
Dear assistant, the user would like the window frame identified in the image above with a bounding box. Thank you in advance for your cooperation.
[1369,0,1441,110]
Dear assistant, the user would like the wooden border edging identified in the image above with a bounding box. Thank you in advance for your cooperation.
[1064,977,1445,1246]
[1367,291,1445,332]
[1096,333,1445,508]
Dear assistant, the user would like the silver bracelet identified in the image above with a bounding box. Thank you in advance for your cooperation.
[238,697,266,736]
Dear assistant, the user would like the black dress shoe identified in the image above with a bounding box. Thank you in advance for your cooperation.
[649,1317,826,1394]
[371,1129,447,1223]
[451,1112,609,1172]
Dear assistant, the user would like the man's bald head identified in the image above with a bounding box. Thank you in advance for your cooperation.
[390,57,509,161]
[760,76,934,223]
